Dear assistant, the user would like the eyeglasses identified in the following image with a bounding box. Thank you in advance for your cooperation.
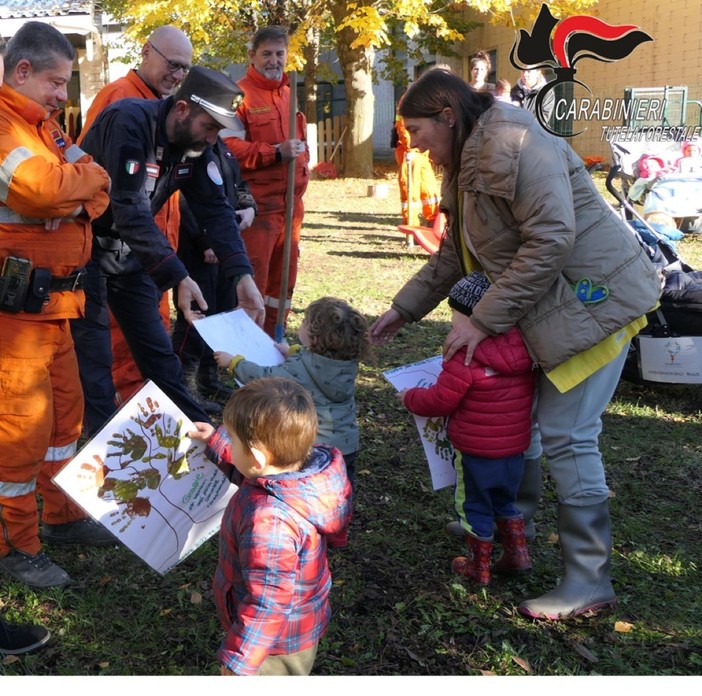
[148,42,190,75]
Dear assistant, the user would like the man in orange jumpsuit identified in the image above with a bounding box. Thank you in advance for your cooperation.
[72,26,206,436]
[0,22,114,589]
[221,25,309,338]
[394,112,440,226]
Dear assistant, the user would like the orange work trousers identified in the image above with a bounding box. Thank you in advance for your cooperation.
[243,204,304,338]
[0,317,87,556]
[395,148,440,226]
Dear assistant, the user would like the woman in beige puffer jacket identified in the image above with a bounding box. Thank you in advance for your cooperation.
[371,68,661,622]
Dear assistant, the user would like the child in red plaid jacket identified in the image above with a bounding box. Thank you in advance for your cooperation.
[188,377,352,675]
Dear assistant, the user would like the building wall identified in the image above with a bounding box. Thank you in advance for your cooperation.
[455,1,702,160]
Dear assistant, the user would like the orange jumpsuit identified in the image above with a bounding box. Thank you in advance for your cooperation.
[395,115,440,226]
[0,83,111,556]
[222,65,309,338]
[78,70,180,403]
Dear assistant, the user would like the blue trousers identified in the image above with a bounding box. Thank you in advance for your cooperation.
[71,253,211,436]
[453,451,525,539]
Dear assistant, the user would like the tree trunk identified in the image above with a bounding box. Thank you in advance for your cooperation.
[333,20,375,178]
[302,27,319,127]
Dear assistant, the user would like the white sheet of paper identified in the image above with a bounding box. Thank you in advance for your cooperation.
[383,356,456,490]
[193,308,284,366]
[53,381,238,575]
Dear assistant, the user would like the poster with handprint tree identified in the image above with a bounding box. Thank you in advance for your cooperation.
[384,356,456,490]
[53,381,237,574]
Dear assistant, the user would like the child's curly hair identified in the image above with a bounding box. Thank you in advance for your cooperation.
[305,296,371,362]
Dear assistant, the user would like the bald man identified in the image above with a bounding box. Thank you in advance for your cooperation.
[72,26,200,437]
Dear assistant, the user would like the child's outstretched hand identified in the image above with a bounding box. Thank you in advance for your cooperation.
[274,341,290,358]
[397,388,409,407]
[214,351,234,369]
[187,422,215,442]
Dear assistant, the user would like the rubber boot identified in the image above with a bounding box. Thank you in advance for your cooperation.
[518,501,616,620]
[492,516,532,574]
[183,367,221,415]
[451,535,493,586]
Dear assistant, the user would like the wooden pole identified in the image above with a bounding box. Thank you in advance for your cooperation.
[275,70,297,343]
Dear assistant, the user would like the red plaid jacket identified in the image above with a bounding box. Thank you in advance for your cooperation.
[206,429,352,674]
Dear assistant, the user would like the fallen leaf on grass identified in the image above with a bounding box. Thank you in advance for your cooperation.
[159,608,172,616]
[511,655,532,673]
[2,655,20,665]
[190,591,202,605]
[615,621,634,633]
[479,669,496,676]
[570,641,598,662]
[99,575,112,586]
[548,532,560,544]
[99,661,110,669]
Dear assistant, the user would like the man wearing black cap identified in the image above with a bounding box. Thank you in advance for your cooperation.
[75,66,264,428]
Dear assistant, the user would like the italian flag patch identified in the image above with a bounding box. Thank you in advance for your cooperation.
[125,160,140,175]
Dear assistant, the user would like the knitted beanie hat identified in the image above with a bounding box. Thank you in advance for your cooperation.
[448,272,490,316]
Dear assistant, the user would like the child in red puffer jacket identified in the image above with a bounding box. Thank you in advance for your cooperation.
[401,273,535,587]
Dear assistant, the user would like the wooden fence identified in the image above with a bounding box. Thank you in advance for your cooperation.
[314,115,347,168]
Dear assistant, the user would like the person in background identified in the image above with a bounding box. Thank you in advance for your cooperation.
[370,67,660,621]
[221,25,309,338]
[188,377,352,675]
[494,79,514,103]
[468,50,495,94]
[72,25,194,435]
[0,22,113,589]
[394,103,440,227]
[172,137,258,411]
[510,67,555,126]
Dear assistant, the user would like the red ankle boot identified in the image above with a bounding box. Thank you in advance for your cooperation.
[492,516,532,574]
[452,535,493,586]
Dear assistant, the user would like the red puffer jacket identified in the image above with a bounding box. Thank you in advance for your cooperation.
[403,326,535,458]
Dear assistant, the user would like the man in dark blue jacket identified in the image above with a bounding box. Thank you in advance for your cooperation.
[172,138,257,407]
[73,66,264,430]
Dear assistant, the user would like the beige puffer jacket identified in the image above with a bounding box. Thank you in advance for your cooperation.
[393,101,661,373]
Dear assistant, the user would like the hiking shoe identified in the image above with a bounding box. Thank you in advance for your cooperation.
[0,550,71,588]
[42,519,116,547]
[0,619,51,655]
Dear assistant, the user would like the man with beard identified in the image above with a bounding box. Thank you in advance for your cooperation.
[222,25,309,338]
[77,67,264,426]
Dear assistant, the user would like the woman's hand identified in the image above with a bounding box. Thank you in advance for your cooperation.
[443,313,488,365]
[369,308,407,345]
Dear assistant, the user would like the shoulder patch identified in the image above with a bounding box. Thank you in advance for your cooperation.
[207,161,223,186]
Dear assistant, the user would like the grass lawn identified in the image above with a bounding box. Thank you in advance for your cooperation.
[1,166,701,679]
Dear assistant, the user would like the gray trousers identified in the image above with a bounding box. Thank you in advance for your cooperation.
[532,344,630,506]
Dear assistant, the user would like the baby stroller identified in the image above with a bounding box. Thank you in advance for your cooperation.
[605,165,702,387]
[609,138,702,232]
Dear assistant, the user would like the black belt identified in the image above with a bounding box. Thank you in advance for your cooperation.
[47,269,86,292]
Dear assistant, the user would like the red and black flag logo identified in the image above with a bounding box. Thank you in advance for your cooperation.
[509,4,653,135]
